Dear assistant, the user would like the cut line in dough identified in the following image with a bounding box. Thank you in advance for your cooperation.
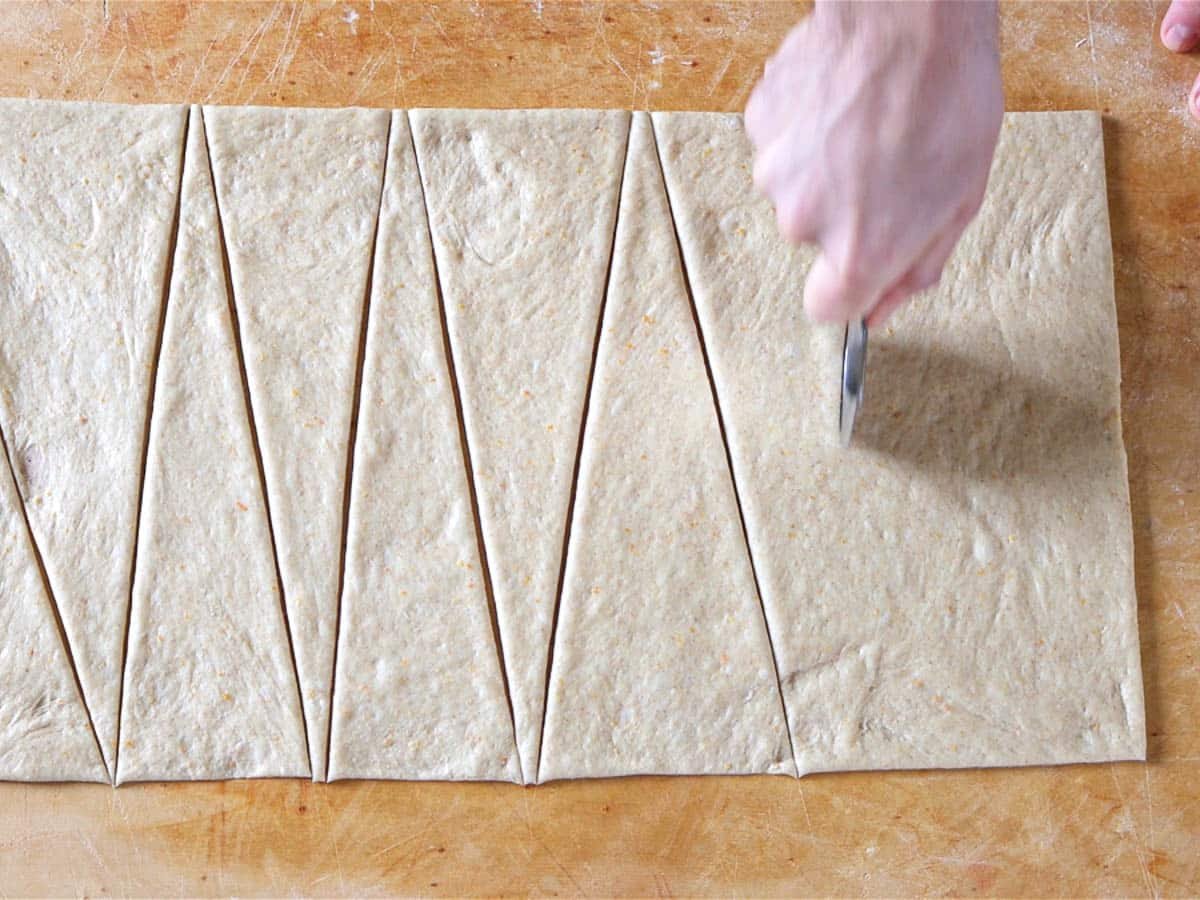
[117,107,310,783]
[0,426,108,783]
[203,104,391,781]
[654,109,1144,774]
[538,113,793,782]
[410,108,630,780]
[328,112,521,782]
[0,98,188,774]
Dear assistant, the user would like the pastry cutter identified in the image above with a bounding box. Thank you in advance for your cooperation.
[838,317,868,447]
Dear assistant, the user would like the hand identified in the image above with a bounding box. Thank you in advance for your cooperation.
[1161,0,1200,121]
[745,1,1004,326]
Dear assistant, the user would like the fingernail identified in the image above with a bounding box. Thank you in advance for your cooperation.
[1164,23,1194,52]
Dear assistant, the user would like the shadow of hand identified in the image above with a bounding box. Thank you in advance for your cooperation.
[855,338,1117,483]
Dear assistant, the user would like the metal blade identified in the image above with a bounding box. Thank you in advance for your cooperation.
[839,317,868,448]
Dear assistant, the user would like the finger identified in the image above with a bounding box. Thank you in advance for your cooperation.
[752,143,820,244]
[1162,0,1200,51]
[757,140,821,244]
[864,221,966,327]
[744,77,772,146]
[751,131,793,195]
[866,283,912,328]
[803,252,881,323]
[904,221,964,295]
[744,67,790,148]
[773,183,820,245]
[746,23,812,146]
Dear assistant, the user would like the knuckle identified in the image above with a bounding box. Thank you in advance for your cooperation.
[779,193,819,244]
[776,204,808,243]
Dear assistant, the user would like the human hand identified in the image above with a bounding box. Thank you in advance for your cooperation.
[1161,0,1200,121]
[745,1,1004,326]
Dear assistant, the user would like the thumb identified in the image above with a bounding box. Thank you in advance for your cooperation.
[1161,0,1200,51]
[802,253,878,324]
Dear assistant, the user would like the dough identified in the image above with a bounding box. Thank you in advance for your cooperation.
[116,108,310,783]
[0,98,187,774]
[410,108,629,780]
[653,109,1144,773]
[538,113,793,782]
[203,105,390,781]
[328,112,520,782]
[0,433,107,782]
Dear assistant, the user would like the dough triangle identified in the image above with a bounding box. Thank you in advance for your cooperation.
[538,113,792,781]
[328,113,520,782]
[0,99,188,774]
[0,435,107,783]
[116,107,309,783]
[653,110,1144,773]
[410,108,629,780]
[203,105,391,781]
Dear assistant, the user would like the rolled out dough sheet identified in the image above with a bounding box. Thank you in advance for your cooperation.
[0,98,187,774]
[116,108,310,783]
[328,113,520,782]
[654,109,1144,773]
[203,105,390,781]
[0,434,107,783]
[410,108,629,780]
[539,113,793,782]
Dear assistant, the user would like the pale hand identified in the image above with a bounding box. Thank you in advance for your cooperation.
[745,1,1004,326]
[1161,0,1200,118]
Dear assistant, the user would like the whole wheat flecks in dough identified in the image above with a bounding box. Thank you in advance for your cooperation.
[327,112,521,783]
[410,108,629,781]
[654,109,1144,774]
[203,105,390,782]
[116,108,310,784]
[0,100,1145,783]
[0,98,187,775]
[538,113,794,782]
[0,432,108,783]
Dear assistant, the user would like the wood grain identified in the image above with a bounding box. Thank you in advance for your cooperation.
[0,1,1197,896]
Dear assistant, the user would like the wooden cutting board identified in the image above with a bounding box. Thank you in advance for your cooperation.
[0,2,1196,895]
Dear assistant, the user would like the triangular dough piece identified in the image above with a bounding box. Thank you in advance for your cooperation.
[410,108,629,780]
[203,105,390,781]
[653,110,1144,773]
[116,108,309,783]
[0,436,107,783]
[328,113,520,783]
[0,98,187,774]
[538,113,792,782]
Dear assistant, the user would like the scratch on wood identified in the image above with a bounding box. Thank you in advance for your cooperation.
[232,2,285,102]
[203,3,278,104]
[424,6,451,44]
[349,51,388,104]
[796,781,813,831]
[706,51,733,98]
[1083,1,1101,108]
[1109,763,1159,899]
[186,39,217,99]
[1143,766,1158,890]
[532,830,587,896]
[265,2,303,85]
[96,45,126,100]
[590,5,636,105]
